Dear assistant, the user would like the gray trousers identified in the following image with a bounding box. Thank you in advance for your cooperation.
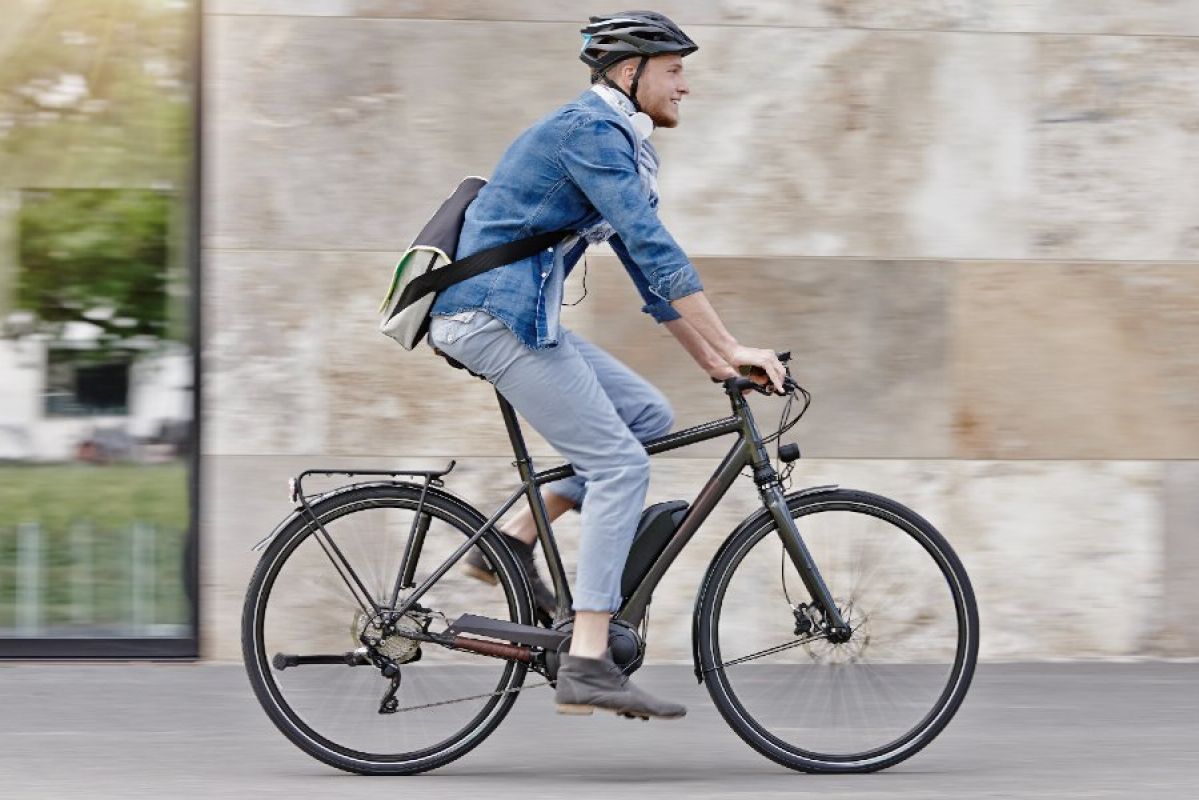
[428,311,674,611]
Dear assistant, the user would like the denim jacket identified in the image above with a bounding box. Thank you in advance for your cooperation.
[429,89,704,350]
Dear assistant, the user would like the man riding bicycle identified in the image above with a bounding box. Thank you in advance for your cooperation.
[427,11,786,720]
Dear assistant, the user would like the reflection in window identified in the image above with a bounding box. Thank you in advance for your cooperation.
[45,350,131,417]
[0,1,196,649]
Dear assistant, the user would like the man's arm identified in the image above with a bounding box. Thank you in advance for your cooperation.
[672,292,787,393]
[663,316,736,380]
[558,116,785,391]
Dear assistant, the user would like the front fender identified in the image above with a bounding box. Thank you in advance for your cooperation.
[690,484,839,684]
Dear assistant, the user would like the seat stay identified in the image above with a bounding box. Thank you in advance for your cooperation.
[393,482,528,617]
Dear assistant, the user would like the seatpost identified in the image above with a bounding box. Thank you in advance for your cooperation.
[495,390,573,617]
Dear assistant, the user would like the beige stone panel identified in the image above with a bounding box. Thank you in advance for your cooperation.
[790,1,1021,32]
[655,27,1032,259]
[204,16,586,252]
[944,460,1165,660]
[1161,461,1199,655]
[205,1,1199,36]
[317,251,564,460]
[566,254,952,458]
[203,455,1170,662]
[1026,2,1199,37]
[203,1,715,23]
[205,250,949,458]
[207,17,1035,259]
[952,262,1199,458]
[202,249,331,456]
[1033,36,1199,260]
[203,247,548,458]
[815,2,1199,36]
[650,458,1164,661]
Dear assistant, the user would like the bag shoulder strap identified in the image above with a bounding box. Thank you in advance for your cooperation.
[394,228,572,314]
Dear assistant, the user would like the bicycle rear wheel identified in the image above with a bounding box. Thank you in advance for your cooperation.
[697,488,978,773]
[242,483,533,775]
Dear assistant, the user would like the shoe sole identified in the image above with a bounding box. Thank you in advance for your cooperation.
[556,703,684,721]
[461,563,499,586]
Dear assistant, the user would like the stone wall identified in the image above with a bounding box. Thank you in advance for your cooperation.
[202,2,1199,661]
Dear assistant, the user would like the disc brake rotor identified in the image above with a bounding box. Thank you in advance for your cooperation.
[802,598,871,664]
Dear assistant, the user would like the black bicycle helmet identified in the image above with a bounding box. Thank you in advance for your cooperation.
[580,11,698,112]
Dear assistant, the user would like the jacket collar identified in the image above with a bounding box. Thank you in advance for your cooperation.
[576,86,654,141]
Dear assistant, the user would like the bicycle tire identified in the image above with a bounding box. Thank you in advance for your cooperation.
[697,488,979,773]
[242,483,533,775]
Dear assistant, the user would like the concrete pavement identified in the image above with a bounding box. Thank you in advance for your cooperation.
[0,662,1195,798]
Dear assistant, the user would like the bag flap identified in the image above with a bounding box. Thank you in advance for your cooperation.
[378,246,449,313]
[412,176,487,259]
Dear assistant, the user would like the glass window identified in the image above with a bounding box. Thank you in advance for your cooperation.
[0,0,197,655]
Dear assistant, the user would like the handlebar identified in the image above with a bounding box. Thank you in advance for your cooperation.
[723,374,798,396]
[714,351,796,396]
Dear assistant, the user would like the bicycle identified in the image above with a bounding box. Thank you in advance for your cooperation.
[242,352,979,775]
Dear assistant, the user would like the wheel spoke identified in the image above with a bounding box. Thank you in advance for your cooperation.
[701,491,978,772]
[244,487,530,774]
[706,633,828,672]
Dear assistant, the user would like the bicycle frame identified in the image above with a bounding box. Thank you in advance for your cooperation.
[389,380,849,636]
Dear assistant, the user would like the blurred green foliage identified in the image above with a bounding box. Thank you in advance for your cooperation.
[18,188,170,351]
[0,0,192,185]
[1,1,193,343]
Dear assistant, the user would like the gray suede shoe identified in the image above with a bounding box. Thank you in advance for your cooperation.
[462,537,556,625]
[555,653,687,720]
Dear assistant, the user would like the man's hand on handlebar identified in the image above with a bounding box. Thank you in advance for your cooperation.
[728,346,788,395]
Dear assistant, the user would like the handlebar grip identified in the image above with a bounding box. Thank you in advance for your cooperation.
[727,376,787,395]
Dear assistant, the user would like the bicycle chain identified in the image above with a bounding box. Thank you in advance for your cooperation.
[389,678,552,714]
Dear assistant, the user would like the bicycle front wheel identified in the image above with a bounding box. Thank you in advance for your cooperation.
[697,488,978,773]
[242,483,533,775]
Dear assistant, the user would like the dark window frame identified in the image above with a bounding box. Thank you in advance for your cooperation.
[0,0,202,660]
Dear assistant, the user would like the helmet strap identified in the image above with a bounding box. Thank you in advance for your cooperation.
[628,56,649,113]
[596,55,649,113]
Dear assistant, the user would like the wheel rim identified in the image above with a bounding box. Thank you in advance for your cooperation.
[249,493,527,766]
[707,499,973,766]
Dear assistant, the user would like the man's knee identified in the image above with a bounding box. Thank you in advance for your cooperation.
[637,394,675,441]
[585,444,650,487]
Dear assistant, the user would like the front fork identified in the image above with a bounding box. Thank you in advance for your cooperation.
[761,482,851,642]
[732,388,850,642]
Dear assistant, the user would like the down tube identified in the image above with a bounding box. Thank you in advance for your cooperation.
[616,436,750,628]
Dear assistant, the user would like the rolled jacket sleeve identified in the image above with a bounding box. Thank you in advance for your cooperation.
[609,234,680,323]
[559,116,704,310]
